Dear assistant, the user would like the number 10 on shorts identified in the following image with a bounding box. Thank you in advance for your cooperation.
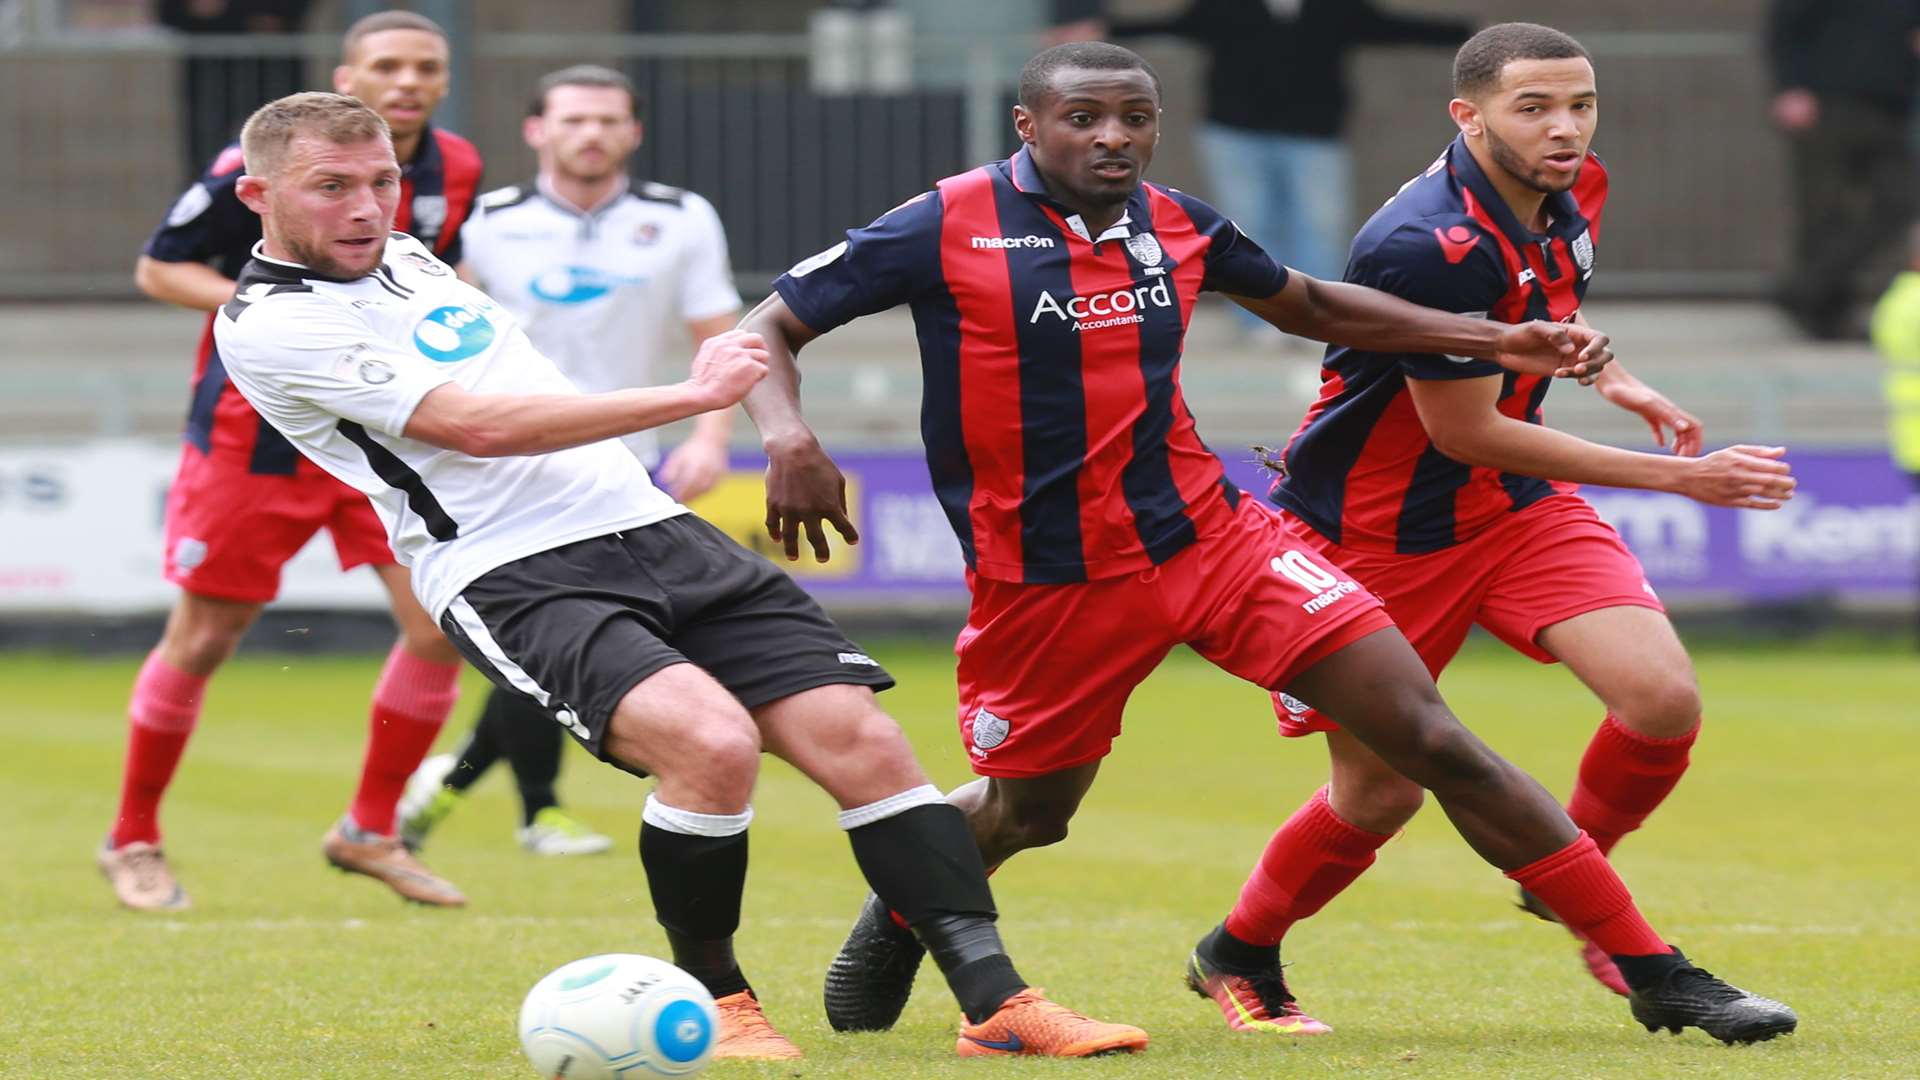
[1272,550,1358,614]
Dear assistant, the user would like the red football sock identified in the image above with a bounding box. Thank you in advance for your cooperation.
[348,643,460,836]
[1507,832,1668,957]
[111,651,208,848]
[1224,785,1394,947]
[1567,714,1697,856]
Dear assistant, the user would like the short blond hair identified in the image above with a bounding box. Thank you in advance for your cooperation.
[240,92,390,178]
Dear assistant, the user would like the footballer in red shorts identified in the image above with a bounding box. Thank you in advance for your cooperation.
[739,38,1795,1049]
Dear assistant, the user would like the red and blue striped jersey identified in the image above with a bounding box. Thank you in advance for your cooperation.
[1270,135,1606,553]
[775,147,1289,584]
[144,125,483,475]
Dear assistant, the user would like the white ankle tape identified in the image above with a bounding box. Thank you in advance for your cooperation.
[642,793,752,837]
[838,784,946,831]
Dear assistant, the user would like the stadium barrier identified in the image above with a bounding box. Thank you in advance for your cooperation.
[2,24,1792,299]
[2,440,1911,616]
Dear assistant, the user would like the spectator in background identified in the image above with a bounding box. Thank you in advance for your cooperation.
[1867,224,1920,637]
[158,0,315,186]
[1767,0,1920,340]
[1110,0,1469,331]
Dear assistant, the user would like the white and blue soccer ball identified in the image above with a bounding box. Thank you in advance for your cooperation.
[518,954,718,1078]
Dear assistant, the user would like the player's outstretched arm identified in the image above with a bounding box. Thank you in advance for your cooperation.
[403,330,768,457]
[1407,375,1794,509]
[1232,272,1612,381]
[133,255,238,313]
[736,293,859,563]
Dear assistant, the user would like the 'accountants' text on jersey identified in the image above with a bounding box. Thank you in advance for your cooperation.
[1029,276,1175,331]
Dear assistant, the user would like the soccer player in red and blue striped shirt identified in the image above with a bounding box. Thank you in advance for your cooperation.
[741,40,1794,1048]
[1210,22,1799,1031]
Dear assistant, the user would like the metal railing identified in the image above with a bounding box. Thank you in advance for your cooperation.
[0,24,1813,299]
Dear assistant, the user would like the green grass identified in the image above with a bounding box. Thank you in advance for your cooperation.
[3,639,1916,1078]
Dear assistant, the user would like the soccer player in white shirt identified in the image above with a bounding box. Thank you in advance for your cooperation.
[214,90,1150,1063]
[400,65,746,855]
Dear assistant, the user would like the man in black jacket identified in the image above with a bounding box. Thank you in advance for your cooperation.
[1114,0,1469,293]
[1767,0,1920,339]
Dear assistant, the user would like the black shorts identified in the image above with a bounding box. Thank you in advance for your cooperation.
[438,514,894,763]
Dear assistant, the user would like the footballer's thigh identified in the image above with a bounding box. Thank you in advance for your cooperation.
[1479,496,1698,738]
[1534,606,1701,738]
[605,663,762,813]
[753,683,929,809]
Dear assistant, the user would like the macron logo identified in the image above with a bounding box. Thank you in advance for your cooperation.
[1434,225,1480,264]
[972,234,1055,249]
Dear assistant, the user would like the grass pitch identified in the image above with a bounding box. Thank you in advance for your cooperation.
[3,636,1916,1078]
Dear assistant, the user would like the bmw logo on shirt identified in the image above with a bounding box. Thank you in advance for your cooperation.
[413,302,496,362]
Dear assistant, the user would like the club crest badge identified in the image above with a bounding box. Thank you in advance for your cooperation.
[1125,232,1163,268]
[1571,229,1595,276]
[970,706,1010,750]
[398,250,449,276]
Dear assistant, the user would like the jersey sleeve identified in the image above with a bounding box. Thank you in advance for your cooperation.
[772,190,942,333]
[1353,218,1509,380]
[215,290,454,441]
[678,192,744,322]
[143,148,255,264]
[455,209,495,288]
[1163,189,1290,298]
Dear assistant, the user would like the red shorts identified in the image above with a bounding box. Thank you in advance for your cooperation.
[162,445,393,604]
[955,499,1393,777]
[1271,493,1664,737]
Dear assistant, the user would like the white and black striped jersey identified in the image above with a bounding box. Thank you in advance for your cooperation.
[459,178,742,467]
[212,232,686,618]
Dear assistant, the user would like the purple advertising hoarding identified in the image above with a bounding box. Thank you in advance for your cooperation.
[704,450,1917,607]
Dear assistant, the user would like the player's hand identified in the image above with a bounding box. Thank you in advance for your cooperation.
[658,437,728,503]
[687,330,769,410]
[1598,374,1703,457]
[1491,320,1613,383]
[764,439,859,563]
[1677,445,1795,509]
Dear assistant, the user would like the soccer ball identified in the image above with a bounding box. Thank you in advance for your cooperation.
[518,954,719,1078]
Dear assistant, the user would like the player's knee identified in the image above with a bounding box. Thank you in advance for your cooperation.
[1612,675,1702,739]
[1408,719,1504,794]
[160,619,247,674]
[991,796,1077,851]
[1338,778,1424,832]
[395,621,458,665]
[679,719,763,780]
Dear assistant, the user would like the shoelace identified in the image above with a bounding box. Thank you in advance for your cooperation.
[1667,965,1745,1003]
[1241,970,1301,1015]
[721,998,779,1038]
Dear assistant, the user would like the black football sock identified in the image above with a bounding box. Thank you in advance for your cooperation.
[1611,948,1687,993]
[1199,922,1281,974]
[490,692,564,824]
[445,692,510,793]
[845,796,1025,1023]
[639,799,752,1000]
